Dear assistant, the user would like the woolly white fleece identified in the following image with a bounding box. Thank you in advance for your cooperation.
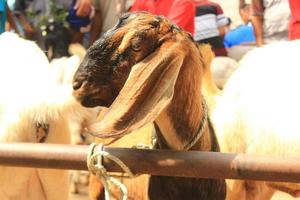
[211,40,300,199]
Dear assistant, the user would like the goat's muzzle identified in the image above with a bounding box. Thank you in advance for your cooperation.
[72,79,92,107]
[72,79,83,91]
[73,76,114,108]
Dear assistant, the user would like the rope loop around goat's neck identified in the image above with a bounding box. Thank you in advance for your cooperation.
[183,99,208,150]
[87,143,136,200]
[154,98,209,151]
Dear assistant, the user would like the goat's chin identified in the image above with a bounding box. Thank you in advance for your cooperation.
[73,91,112,108]
[80,97,112,108]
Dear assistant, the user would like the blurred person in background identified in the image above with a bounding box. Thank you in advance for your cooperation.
[12,0,93,46]
[194,0,229,56]
[0,0,7,34]
[288,0,300,40]
[67,0,93,46]
[224,1,255,48]
[0,0,17,34]
[251,0,290,46]
[13,0,73,37]
[13,0,73,48]
[130,0,195,35]
[224,0,256,61]
[69,0,132,46]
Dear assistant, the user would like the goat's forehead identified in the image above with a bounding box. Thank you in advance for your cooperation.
[118,12,161,25]
[113,12,166,33]
[86,13,172,58]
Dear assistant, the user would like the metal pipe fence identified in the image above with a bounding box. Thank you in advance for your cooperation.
[1,142,300,183]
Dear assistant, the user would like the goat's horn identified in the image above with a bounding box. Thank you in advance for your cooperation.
[89,40,187,138]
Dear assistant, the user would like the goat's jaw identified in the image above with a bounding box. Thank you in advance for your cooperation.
[72,82,114,108]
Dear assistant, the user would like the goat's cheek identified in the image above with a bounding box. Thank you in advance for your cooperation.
[95,85,113,99]
[111,79,125,94]
[96,86,116,106]
[112,67,130,89]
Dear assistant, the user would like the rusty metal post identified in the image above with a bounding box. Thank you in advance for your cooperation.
[1,142,300,183]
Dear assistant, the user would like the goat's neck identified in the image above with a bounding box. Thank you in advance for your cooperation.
[155,56,212,151]
[149,44,226,200]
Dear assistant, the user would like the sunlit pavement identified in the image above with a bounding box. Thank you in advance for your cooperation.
[271,192,300,200]
[69,185,89,200]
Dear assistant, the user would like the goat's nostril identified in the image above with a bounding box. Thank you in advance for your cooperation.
[73,80,83,90]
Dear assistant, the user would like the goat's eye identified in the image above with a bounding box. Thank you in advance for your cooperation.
[131,40,142,52]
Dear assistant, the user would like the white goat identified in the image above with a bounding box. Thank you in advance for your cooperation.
[0,32,97,200]
[211,40,300,199]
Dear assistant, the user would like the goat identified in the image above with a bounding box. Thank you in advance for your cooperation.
[87,43,223,200]
[72,12,226,200]
[89,44,225,200]
[49,43,100,194]
[211,40,300,199]
[0,32,97,200]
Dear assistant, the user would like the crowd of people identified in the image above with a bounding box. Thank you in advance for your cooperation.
[0,0,299,60]
[0,0,132,49]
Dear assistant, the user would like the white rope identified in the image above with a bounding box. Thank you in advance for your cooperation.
[87,143,135,200]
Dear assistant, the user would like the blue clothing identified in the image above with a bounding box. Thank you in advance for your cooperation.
[224,24,256,48]
[0,0,6,34]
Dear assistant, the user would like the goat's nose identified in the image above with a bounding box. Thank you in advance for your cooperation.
[73,80,83,90]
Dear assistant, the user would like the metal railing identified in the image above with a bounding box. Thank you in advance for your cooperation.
[1,142,300,182]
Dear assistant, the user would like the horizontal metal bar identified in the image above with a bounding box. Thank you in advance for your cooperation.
[1,142,300,183]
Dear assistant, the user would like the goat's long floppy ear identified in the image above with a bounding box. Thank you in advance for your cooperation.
[89,40,187,138]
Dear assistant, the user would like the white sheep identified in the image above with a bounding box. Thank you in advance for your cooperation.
[49,48,99,145]
[0,32,98,200]
[211,40,300,199]
[49,47,100,194]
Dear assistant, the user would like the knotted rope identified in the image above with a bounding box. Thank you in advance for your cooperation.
[87,143,135,200]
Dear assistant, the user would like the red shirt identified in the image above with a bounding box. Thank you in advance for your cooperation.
[289,0,300,40]
[130,0,195,34]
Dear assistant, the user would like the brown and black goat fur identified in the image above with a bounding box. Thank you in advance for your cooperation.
[73,12,226,200]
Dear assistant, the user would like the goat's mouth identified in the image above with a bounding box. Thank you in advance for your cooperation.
[72,81,114,108]
[80,95,111,107]
[74,93,114,108]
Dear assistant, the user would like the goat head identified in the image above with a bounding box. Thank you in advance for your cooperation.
[72,12,197,137]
